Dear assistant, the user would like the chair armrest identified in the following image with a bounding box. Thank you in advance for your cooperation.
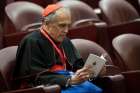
[104,65,121,75]
[43,84,61,93]
[108,19,140,40]
[94,74,126,93]
[2,84,61,93]
[71,18,101,28]
[21,22,41,32]
[121,70,140,93]
[3,31,32,47]
[94,21,107,28]
[93,8,102,18]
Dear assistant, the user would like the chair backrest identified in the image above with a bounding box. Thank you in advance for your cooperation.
[0,45,62,93]
[71,39,113,65]
[99,0,139,26]
[112,34,140,71]
[68,25,98,42]
[71,18,102,28]
[68,23,109,56]
[0,46,18,92]
[58,0,100,24]
[5,1,43,32]
[14,0,56,7]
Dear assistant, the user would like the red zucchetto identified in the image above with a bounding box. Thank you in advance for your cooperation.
[42,4,62,17]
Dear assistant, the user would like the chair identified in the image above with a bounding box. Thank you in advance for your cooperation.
[68,24,98,43]
[71,18,100,28]
[4,1,43,34]
[71,18,107,29]
[71,38,122,74]
[99,0,139,26]
[98,2,140,91]
[58,0,100,24]
[3,30,32,47]
[71,39,112,64]
[0,46,60,93]
[98,0,140,60]
[71,38,127,93]
[112,33,140,71]
[112,33,140,93]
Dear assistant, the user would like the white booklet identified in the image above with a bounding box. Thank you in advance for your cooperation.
[84,54,106,78]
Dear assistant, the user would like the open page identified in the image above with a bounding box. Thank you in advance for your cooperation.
[84,54,106,78]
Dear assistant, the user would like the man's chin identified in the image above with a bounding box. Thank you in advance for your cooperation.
[57,37,65,42]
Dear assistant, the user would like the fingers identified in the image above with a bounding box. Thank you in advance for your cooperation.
[76,66,87,73]
[75,66,90,75]
[74,65,95,81]
[71,72,93,85]
[82,74,90,80]
[78,71,88,77]
[71,74,85,85]
[75,71,90,80]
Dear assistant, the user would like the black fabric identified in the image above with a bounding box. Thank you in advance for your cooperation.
[14,30,84,88]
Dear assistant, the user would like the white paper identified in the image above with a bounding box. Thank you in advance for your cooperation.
[84,54,106,77]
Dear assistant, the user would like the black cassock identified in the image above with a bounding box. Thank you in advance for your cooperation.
[14,30,84,88]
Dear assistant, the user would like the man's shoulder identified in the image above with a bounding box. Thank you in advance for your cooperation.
[62,37,73,47]
[20,30,51,46]
[23,31,41,42]
[62,37,71,44]
[63,37,71,43]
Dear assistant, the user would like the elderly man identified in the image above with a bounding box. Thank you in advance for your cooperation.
[14,4,103,93]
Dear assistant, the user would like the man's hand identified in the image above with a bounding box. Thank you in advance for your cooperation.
[70,65,94,85]
[98,65,106,76]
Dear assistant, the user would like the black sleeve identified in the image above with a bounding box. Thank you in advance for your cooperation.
[16,37,70,88]
[62,38,85,71]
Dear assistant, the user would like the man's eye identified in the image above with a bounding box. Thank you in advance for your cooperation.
[58,24,71,28]
[59,24,67,27]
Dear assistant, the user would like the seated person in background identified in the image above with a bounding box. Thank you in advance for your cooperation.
[14,3,105,93]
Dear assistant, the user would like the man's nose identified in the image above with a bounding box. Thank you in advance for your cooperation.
[63,26,69,33]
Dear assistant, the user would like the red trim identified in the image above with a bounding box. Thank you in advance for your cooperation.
[40,27,66,71]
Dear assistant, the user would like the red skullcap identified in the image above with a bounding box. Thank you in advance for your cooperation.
[42,4,62,17]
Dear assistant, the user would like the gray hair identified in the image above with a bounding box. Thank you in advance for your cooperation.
[42,12,56,24]
[42,7,71,25]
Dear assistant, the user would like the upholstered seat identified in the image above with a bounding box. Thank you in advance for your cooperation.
[0,46,60,93]
[71,39,127,93]
[99,0,139,26]
[112,33,140,93]
[4,1,43,34]
[58,0,100,24]
[71,39,112,64]
[112,33,140,71]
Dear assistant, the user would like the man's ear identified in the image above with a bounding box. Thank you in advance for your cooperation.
[42,23,50,32]
[42,24,47,29]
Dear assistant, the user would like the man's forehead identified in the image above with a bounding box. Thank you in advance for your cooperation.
[46,7,70,24]
[54,7,70,17]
